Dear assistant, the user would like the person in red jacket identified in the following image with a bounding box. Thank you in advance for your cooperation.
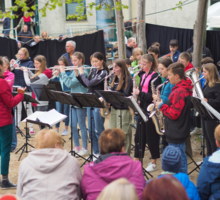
[156,62,192,174]
[0,57,25,189]
[178,52,193,72]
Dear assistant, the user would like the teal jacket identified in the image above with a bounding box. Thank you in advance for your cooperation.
[59,65,90,93]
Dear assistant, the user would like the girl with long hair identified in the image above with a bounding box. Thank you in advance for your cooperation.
[0,57,25,189]
[21,55,52,113]
[133,54,162,172]
[109,59,133,155]
[202,63,220,156]
[57,52,90,156]
[54,56,70,136]
[77,52,109,156]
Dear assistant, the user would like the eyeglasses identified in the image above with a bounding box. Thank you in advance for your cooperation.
[65,46,72,48]
[18,53,25,56]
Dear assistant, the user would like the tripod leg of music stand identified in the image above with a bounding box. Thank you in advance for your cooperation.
[15,143,26,154]
[18,145,26,161]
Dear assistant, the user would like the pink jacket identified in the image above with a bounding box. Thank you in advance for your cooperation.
[81,153,145,200]
[4,69,15,92]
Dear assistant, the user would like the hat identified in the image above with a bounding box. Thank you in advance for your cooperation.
[162,146,182,173]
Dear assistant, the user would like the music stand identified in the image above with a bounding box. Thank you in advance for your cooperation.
[187,97,213,175]
[123,96,152,179]
[71,93,104,167]
[48,90,82,157]
[48,80,62,91]
[12,92,39,138]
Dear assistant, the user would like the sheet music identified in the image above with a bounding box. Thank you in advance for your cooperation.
[22,109,67,126]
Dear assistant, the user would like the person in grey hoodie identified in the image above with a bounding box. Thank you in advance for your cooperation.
[17,129,82,200]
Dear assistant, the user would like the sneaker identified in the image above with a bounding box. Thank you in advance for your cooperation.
[196,161,203,166]
[11,147,16,152]
[61,129,69,136]
[72,148,79,154]
[29,127,35,135]
[2,179,17,190]
[190,127,202,135]
[78,148,90,157]
[145,162,158,172]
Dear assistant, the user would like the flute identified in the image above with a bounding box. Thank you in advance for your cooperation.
[13,67,39,70]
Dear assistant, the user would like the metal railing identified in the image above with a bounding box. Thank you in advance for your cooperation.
[1,28,18,40]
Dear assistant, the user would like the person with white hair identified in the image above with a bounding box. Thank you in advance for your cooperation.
[17,129,82,200]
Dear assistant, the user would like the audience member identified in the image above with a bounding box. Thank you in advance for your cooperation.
[160,146,201,200]
[17,129,82,200]
[126,37,136,59]
[96,178,138,200]
[197,124,220,200]
[15,13,35,36]
[18,25,33,46]
[169,39,181,63]
[81,128,145,200]
[58,35,65,41]
[103,32,109,44]
[2,15,11,38]
[186,37,213,61]
[30,35,41,46]
[41,31,51,40]
[17,41,22,49]
[151,42,160,50]
[143,176,189,200]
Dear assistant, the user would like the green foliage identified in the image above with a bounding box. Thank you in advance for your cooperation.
[4,0,128,21]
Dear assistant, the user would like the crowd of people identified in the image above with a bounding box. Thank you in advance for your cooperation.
[0,29,220,200]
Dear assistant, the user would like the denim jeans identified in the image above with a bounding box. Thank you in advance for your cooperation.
[87,107,105,154]
[55,102,70,128]
[169,142,187,174]
[11,108,17,148]
[69,107,87,148]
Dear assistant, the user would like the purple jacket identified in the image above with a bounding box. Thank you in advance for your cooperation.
[81,153,145,200]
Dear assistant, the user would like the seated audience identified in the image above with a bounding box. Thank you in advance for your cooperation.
[17,129,82,200]
[160,146,201,200]
[143,176,189,200]
[81,128,145,200]
[97,178,138,200]
[58,35,65,41]
[41,31,51,40]
[197,124,220,200]
[18,25,33,46]
[30,35,41,46]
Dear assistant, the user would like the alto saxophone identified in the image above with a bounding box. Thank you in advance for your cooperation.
[147,75,166,135]
[99,71,115,118]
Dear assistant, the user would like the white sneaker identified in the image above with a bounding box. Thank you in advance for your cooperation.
[72,148,79,154]
[61,129,69,136]
[190,128,202,135]
[196,161,203,166]
[78,148,90,157]
[145,162,157,172]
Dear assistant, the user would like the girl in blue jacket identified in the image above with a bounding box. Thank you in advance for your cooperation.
[57,52,90,157]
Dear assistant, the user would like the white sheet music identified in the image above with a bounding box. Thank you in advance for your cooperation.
[22,109,67,126]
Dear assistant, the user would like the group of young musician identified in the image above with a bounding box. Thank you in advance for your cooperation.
[2,38,220,183]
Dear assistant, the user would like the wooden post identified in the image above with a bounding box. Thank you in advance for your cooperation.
[137,0,147,54]
[193,0,209,68]
[114,0,126,59]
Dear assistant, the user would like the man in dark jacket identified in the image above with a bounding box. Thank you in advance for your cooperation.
[156,62,192,174]
[18,25,33,46]
[197,124,220,200]
[126,37,136,59]
[3,16,11,38]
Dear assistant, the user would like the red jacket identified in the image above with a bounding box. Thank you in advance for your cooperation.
[0,78,24,127]
[185,63,193,72]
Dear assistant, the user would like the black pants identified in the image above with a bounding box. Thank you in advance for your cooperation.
[134,117,160,159]
[202,119,218,156]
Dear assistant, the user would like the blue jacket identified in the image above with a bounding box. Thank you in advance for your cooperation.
[13,58,34,91]
[60,52,74,91]
[197,149,220,200]
[160,78,175,104]
[170,50,181,63]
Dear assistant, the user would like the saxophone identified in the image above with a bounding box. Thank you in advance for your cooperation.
[99,71,115,118]
[147,75,166,135]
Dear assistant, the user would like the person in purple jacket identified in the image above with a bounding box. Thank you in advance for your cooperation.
[81,128,145,200]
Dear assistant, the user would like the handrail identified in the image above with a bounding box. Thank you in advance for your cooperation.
[1,28,18,40]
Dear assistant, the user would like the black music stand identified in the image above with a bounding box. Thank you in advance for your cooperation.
[48,90,82,156]
[122,96,152,179]
[187,97,213,175]
[71,93,104,167]
[12,92,39,138]
[16,119,51,161]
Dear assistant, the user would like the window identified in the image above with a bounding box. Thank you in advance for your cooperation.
[66,0,86,21]
[211,0,220,5]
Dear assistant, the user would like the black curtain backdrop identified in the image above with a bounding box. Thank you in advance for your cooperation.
[145,23,220,64]
[0,30,105,67]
